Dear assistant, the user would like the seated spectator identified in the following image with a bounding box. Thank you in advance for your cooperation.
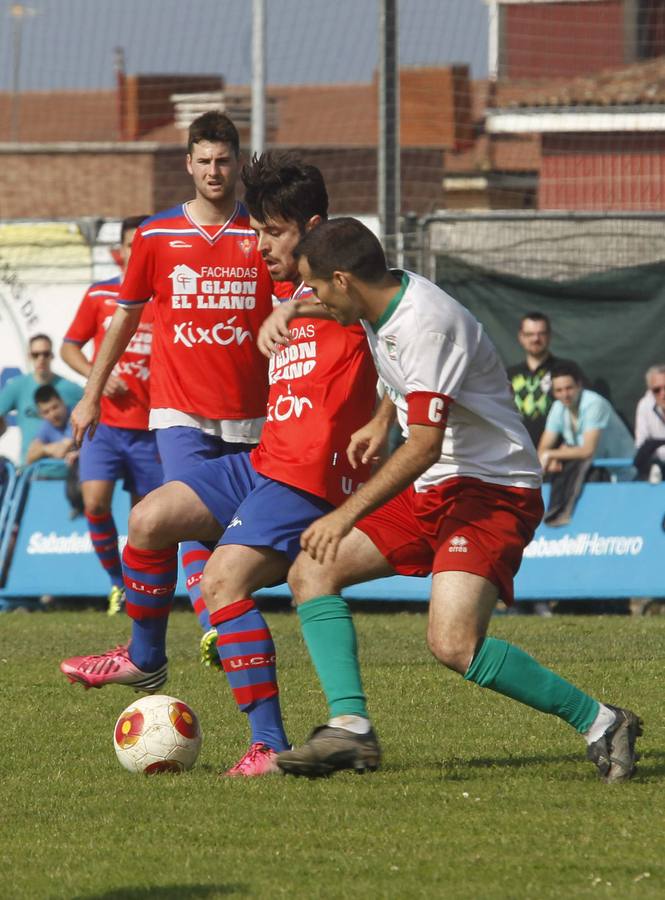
[506,312,567,448]
[0,334,83,466]
[538,362,635,525]
[26,385,78,470]
[634,364,665,481]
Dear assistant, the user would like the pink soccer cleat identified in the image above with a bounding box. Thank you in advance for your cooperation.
[60,644,167,693]
[224,742,281,777]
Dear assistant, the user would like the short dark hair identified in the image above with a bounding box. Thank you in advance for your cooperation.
[294,217,387,284]
[551,361,583,384]
[29,334,52,350]
[187,111,239,156]
[241,152,328,232]
[34,384,61,405]
[120,215,149,241]
[520,312,550,331]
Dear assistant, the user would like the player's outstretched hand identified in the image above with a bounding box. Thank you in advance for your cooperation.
[70,395,101,445]
[257,301,297,357]
[347,417,391,469]
[300,508,354,565]
[103,374,129,397]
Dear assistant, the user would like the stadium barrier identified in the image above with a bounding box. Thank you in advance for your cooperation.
[0,459,17,531]
[0,461,663,602]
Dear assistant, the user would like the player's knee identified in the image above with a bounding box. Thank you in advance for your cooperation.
[128,497,164,546]
[83,501,110,518]
[199,566,243,609]
[287,555,323,606]
[426,627,475,675]
[199,567,226,607]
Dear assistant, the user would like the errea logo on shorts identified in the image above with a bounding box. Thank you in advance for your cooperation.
[448,536,468,553]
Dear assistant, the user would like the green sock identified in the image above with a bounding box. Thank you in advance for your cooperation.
[297,594,368,719]
[464,637,599,733]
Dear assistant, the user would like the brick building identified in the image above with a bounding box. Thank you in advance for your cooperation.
[488,55,665,209]
[491,0,665,80]
[0,66,472,220]
[444,0,665,210]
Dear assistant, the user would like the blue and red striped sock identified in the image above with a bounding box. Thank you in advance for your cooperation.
[210,599,289,752]
[123,542,177,672]
[86,511,123,588]
[181,543,212,632]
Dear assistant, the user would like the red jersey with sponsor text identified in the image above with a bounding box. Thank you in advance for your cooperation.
[117,202,273,420]
[251,286,378,507]
[63,277,153,430]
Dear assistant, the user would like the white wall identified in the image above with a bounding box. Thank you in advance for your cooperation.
[0,220,122,464]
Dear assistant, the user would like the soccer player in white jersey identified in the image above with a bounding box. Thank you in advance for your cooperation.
[270,217,642,784]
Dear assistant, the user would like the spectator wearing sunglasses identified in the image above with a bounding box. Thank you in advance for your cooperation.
[634,364,665,481]
[0,334,83,466]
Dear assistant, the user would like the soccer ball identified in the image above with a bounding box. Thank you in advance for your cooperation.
[113,694,202,774]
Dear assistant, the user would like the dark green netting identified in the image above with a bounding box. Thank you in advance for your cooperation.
[436,255,665,429]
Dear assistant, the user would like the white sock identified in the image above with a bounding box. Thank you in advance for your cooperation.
[328,715,371,734]
[583,704,616,745]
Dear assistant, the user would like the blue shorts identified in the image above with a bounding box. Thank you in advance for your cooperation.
[177,452,334,561]
[79,424,163,497]
[155,426,255,483]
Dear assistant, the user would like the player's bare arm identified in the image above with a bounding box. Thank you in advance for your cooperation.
[70,304,142,444]
[301,422,443,565]
[258,298,334,357]
[61,341,128,399]
[347,393,396,468]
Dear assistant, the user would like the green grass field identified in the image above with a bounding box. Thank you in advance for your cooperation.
[1,607,663,899]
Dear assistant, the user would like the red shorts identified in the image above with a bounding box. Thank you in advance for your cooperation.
[355,477,544,605]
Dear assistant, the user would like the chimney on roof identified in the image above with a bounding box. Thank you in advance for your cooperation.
[171,87,276,142]
[171,92,226,131]
[117,74,225,141]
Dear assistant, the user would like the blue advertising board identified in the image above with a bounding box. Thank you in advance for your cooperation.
[2,479,664,601]
[516,482,665,599]
[2,481,133,597]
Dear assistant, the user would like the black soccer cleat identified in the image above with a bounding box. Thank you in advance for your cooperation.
[276,724,381,778]
[586,705,643,784]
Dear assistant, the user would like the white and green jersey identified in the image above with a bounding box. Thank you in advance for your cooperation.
[362,270,541,492]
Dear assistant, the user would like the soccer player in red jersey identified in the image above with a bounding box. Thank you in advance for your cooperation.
[63,112,274,680]
[61,154,379,777]
[273,218,642,784]
[61,215,162,615]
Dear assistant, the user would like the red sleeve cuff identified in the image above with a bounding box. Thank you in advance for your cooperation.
[406,391,452,429]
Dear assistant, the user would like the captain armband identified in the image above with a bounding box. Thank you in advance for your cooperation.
[406,391,452,430]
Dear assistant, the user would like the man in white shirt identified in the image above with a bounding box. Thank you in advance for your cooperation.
[267,217,642,786]
[634,364,665,480]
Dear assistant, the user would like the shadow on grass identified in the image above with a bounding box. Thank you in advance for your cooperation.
[636,749,665,778]
[198,763,223,774]
[429,748,665,782]
[451,752,582,771]
[73,885,247,899]
[381,751,583,778]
